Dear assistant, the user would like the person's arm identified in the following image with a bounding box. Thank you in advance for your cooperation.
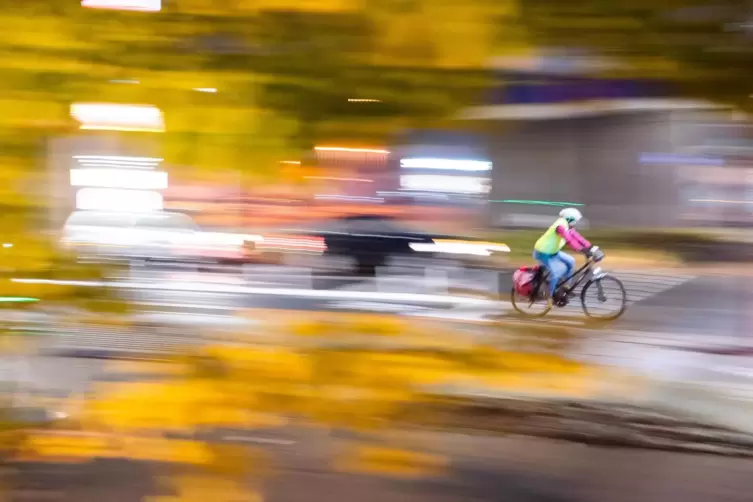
[555,225,591,252]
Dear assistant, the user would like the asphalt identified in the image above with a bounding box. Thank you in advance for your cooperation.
[262,433,753,502]
[618,274,753,335]
[9,432,753,502]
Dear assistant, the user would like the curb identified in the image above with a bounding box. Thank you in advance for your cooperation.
[647,380,753,436]
[406,397,753,456]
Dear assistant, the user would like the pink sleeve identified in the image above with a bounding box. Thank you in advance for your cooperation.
[555,225,591,252]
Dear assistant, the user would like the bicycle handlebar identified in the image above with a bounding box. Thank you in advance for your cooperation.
[584,246,605,262]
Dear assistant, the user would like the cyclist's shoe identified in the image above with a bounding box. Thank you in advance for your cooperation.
[553,289,569,307]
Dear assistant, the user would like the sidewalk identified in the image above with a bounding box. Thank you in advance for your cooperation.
[648,379,753,435]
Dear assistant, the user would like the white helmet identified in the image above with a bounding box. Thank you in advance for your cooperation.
[559,207,583,225]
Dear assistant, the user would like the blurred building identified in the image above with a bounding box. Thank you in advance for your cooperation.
[459,55,736,229]
[311,146,390,202]
[47,132,164,231]
[388,130,491,208]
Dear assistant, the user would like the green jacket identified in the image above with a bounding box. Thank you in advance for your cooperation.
[534,217,569,255]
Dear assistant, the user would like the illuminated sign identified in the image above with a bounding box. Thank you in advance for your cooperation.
[70,169,168,190]
[76,188,164,212]
[400,158,492,171]
[70,103,164,132]
[400,175,490,194]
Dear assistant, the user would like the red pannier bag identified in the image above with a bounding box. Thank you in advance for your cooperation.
[513,265,540,296]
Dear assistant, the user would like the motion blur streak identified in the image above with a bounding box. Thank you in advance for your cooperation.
[3,0,753,500]
[70,169,168,190]
[70,103,165,132]
[81,0,161,11]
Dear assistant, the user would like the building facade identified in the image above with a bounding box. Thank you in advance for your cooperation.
[459,70,738,229]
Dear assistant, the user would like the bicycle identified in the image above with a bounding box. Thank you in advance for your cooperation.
[510,250,627,321]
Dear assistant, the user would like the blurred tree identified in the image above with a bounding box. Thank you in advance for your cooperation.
[518,0,753,108]
[0,0,525,304]
[0,0,516,177]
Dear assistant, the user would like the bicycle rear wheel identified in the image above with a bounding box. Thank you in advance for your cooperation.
[580,274,627,321]
[510,285,552,318]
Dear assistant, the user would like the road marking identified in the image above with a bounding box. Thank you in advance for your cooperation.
[13,278,498,307]
[224,436,296,445]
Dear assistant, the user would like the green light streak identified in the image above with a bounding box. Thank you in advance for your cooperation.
[490,200,584,207]
[0,297,40,303]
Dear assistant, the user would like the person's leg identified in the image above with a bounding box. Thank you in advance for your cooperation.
[552,251,576,298]
[535,250,562,298]
[532,250,555,297]
[557,251,576,281]
[547,255,567,298]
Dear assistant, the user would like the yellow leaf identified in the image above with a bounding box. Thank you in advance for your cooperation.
[121,437,211,465]
[336,445,447,478]
[167,475,263,501]
[17,433,110,463]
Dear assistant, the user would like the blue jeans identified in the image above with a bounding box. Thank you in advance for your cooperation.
[533,250,575,298]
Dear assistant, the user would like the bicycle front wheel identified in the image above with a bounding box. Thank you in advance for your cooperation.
[580,274,627,321]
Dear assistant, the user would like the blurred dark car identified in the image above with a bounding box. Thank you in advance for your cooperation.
[280,214,509,276]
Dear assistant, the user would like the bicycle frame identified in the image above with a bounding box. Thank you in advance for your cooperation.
[557,258,603,296]
[532,257,604,299]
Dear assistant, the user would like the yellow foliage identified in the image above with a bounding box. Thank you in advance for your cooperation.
[477,371,599,399]
[16,433,110,463]
[292,314,406,337]
[359,353,458,385]
[88,375,290,433]
[175,0,356,14]
[335,444,447,478]
[21,433,213,465]
[291,320,331,337]
[152,475,262,502]
[349,315,405,336]
[86,381,203,432]
[0,99,68,129]
[192,404,286,430]
[0,15,87,51]
[203,346,311,380]
[121,437,212,464]
[371,0,518,69]
[0,236,55,274]
[203,444,270,477]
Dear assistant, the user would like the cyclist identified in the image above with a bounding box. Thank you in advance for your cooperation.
[533,208,598,303]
